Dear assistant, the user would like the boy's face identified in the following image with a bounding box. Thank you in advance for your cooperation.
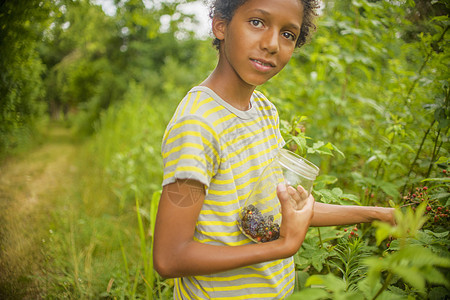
[216,0,303,87]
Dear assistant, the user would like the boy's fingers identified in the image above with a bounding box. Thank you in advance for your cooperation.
[287,186,298,199]
[278,183,314,215]
[287,185,301,207]
[389,208,397,226]
[286,185,309,209]
[303,194,315,211]
[296,185,308,199]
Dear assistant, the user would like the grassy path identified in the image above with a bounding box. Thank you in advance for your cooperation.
[0,125,79,299]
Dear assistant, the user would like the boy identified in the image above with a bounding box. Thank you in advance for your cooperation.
[153,0,395,298]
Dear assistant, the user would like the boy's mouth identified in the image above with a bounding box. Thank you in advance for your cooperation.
[250,59,275,68]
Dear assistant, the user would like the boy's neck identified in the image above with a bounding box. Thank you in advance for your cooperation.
[200,59,255,112]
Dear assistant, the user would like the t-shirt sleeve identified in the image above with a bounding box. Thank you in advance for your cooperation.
[161,115,220,188]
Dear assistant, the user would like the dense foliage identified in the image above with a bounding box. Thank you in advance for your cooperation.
[0,0,53,157]
[1,0,449,298]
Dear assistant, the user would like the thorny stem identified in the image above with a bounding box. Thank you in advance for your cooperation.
[399,25,448,192]
[317,227,332,273]
[425,86,450,178]
[426,128,442,178]
[402,80,449,194]
[401,119,435,195]
[317,227,324,248]
[400,202,420,208]
[404,25,449,105]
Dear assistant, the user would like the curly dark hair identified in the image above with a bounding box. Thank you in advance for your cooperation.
[209,0,320,50]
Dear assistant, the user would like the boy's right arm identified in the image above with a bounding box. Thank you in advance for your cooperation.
[153,179,314,278]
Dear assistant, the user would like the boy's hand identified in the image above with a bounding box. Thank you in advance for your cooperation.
[287,185,308,210]
[277,183,314,255]
[378,207,396,226]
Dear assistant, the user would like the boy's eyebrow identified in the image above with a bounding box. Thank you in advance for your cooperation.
[249,8,301,31]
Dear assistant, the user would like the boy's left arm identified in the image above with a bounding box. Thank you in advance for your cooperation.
[310,202,395,227]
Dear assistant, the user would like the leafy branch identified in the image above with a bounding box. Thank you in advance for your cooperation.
[404,25,449,105]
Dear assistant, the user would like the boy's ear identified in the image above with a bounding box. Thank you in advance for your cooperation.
[212,16,226,41]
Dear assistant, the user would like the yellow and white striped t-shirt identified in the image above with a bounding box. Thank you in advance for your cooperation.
[161,86,294,299]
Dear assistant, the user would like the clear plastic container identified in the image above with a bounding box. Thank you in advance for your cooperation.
[238,149,319,243]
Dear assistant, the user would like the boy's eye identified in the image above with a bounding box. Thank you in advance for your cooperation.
[250,19,263,28]
[282,32,296,41]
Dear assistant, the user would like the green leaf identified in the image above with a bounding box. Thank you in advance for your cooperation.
[378,181,400,198]
[341,193,360,204]
[294,254,310,269]
[280,120,293,133]
[430,192,450,201]
[364,245,450,293]
[305,274,326,287]
[295,271,310,289]
[398,142,415,153]
[435,156,449,164]
[364,257,385,288]
[150,189,162,235]
[431,15,449,22]
[424,230,449,239]
[396,246,450,268]
[372,221,395,245]
[357,277,385,299]
[421,266,450,286]
[332,187,343,197]
[292,135,307,155]
[287,288,329,300]
[429,286,450,300]
[421,177,450,183]
[329,142,345,158]
[391,265,425,291]
[305,274,346,292]
[314,175,338,190]
[315,189,340,204]
[386,285,410,297]
[311,247,331,272]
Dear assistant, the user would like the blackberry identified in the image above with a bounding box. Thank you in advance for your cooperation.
[239,205,280,243]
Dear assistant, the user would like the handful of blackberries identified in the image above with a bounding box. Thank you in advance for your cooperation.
[238,204,280,243]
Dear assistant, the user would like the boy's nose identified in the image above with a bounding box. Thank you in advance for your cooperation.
[261,29,279,54]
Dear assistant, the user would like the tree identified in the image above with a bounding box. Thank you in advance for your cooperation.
[0,0,53,156]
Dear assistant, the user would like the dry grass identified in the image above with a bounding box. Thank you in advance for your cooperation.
[0,126,78,299]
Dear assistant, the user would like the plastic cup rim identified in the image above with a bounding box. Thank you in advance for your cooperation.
[277,149,319,180]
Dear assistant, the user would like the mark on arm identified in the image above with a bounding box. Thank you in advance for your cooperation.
[167,179,205,208]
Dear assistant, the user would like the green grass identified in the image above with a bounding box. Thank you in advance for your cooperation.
[37,85,174,299]
[0,94,172,298]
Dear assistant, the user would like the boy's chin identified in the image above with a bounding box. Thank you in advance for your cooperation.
[246,76,276,87]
